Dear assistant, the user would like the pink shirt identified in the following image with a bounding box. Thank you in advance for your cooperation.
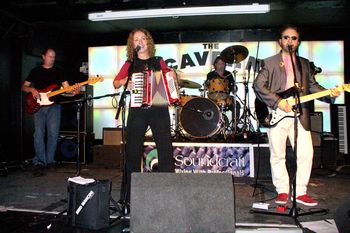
[282,55,296,90]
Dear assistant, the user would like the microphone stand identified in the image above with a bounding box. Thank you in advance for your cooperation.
[114,51,138,220]
[288,45,328,222]
[59,96,87,176]
[59,93,122,175]
[251,46,327,228]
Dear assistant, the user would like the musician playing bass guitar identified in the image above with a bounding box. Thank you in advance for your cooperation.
[253,25,340,206]
[22,48,80,176]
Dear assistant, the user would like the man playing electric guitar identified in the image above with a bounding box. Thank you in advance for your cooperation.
[22,48,80,176]
[253,25,341,207]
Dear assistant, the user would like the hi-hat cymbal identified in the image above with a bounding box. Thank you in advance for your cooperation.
[178,79,202,89]
[220,45,249,64]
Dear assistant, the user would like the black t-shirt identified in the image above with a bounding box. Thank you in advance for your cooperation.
[128,56,162,73]
[26,66,65,90]
[206,70,235,93]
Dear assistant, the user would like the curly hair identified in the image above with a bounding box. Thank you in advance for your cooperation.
[126,28,156,61]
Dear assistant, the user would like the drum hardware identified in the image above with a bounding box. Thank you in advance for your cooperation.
[199,88,206,98]
[217,45,248,133]
[171,105,188,140]
[238,71,257,135]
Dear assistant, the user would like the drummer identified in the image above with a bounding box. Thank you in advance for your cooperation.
[205,56,241,127]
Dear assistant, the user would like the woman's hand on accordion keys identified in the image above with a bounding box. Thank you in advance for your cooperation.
[127,80,135,91]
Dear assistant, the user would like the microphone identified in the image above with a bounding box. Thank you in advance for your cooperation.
[287,44,293,52]
[314,66,322,74]
[135,45,141,52]
[247,61,252,71]
[309,62,322,75]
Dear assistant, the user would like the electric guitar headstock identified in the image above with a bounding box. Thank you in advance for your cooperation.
[341,83,350,93]
[87,75,104,85]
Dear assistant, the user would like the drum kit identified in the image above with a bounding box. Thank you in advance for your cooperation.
[173,45,250,139]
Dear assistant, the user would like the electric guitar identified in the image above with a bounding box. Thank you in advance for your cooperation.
[25,76,104,114]
[255,84,350,127]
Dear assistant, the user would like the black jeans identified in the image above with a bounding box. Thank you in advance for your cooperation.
[122,106,174,202]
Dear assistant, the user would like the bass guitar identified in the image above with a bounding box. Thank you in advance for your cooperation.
[255,84,350,127]
[25,76,103,114]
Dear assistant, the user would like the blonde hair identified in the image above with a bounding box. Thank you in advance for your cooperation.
[126,28,156,61]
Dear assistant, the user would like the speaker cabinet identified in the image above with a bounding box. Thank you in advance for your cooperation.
[334,196,350,233]
[310,112,323,147]
[60,85,93,133]
[55,132,94,164]
[67,180,110,230]
[103,128,124,146]
[130,173,235,233]
[253,146,271,178]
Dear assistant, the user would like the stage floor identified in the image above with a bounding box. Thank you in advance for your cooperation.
[0,156,349,232]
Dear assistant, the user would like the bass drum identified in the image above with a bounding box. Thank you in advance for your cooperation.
[180,97,223,138]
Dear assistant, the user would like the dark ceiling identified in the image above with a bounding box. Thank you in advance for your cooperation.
[0,0,350,40]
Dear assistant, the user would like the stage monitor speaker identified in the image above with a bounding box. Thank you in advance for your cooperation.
[55,132,94,164]
[60,85,93,133]
[130,173,235,233]
[334,196,350,233]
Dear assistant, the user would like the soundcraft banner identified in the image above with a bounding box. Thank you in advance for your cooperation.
[143,142,254,177]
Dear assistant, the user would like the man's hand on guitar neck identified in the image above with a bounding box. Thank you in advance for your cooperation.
[278,99,293,113]
[62,82,81,96]
[330,86,341,98]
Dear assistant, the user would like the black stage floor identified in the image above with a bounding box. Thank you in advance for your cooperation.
[0,154,349,233]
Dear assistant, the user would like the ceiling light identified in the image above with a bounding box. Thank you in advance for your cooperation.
[88,4,270,21]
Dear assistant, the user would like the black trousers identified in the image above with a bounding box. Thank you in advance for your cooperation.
[122,106,174,202]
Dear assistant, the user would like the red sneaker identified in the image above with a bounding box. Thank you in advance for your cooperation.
[275,193,288,204]
[294,194,318,206]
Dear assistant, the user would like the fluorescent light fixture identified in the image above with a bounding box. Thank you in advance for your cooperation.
[88,4,270,21]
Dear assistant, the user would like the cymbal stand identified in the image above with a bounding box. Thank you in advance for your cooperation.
[231,66,238,133]
[171,105,186,140]
[238,66,256,135]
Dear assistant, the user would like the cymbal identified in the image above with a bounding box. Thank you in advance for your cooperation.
[178,79,202,89]
[220,45,249,64]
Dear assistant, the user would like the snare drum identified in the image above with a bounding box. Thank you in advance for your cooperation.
[208,78,229,100]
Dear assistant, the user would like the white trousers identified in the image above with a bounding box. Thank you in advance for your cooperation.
[267,118,313,196]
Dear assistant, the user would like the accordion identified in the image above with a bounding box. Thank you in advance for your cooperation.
[130,69,179,108]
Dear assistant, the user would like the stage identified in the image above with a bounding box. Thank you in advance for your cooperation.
[0,143,349,233]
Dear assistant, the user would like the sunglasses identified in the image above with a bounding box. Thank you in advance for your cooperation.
[282,35,298,41]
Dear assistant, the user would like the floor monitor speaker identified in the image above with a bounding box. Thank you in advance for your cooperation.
[130,173,235,233]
